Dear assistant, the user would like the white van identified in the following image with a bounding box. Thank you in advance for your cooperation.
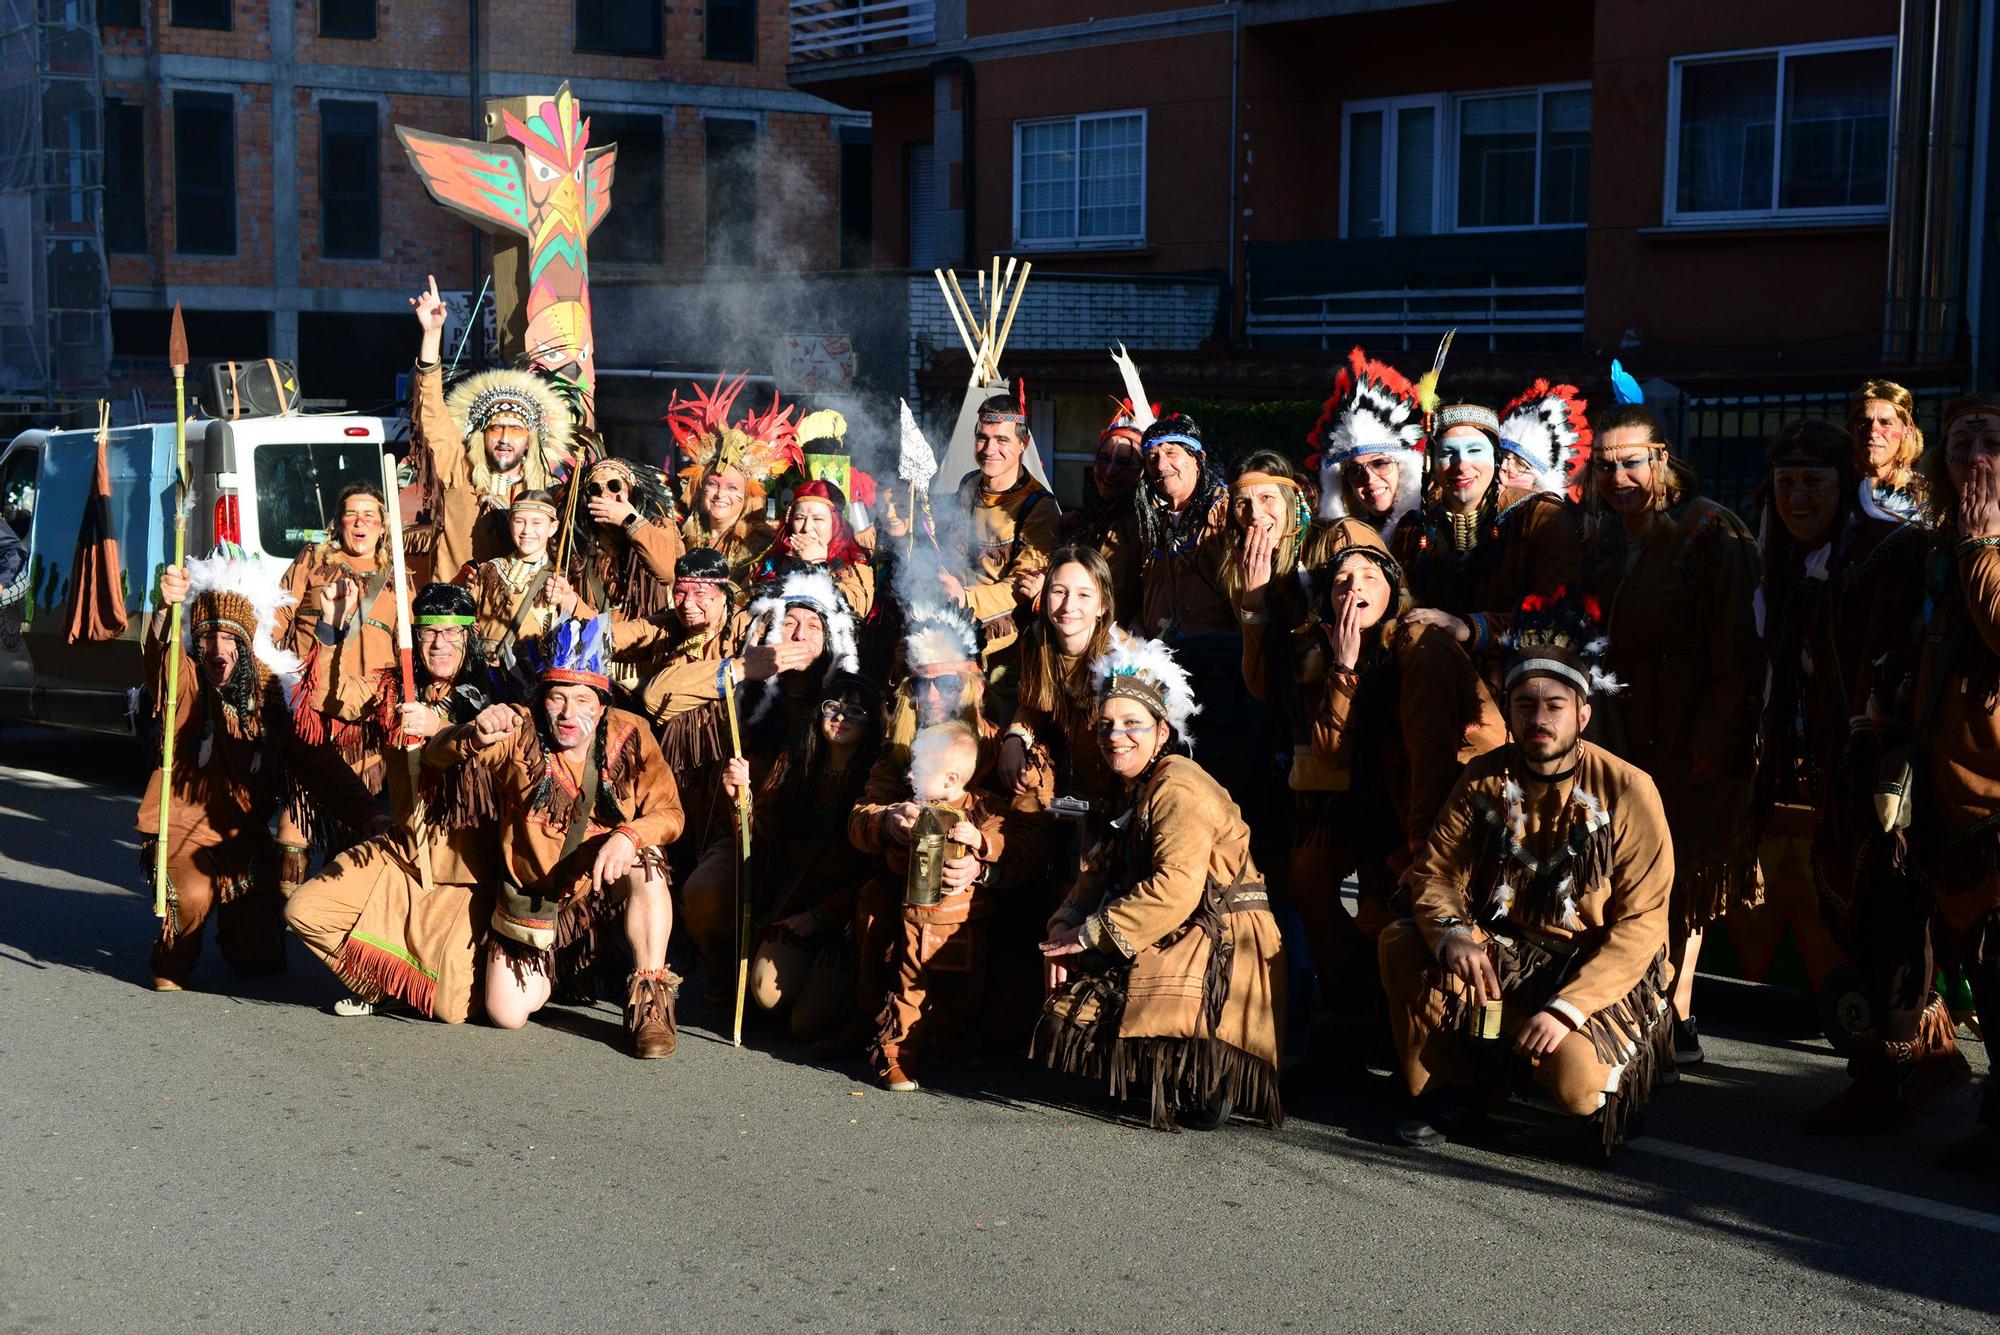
[0,414,389,735]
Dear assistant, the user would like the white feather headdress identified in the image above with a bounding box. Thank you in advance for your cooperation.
[1090,632,1200,745]
[1498,381,1593,503]
[742,567,860,721]
[1308,346,1426,532]
[903,601,980,671]
[182,543,303,691]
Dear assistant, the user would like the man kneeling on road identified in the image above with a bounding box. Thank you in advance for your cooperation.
[426,615,686,1057]
[1380,590,1674,1154]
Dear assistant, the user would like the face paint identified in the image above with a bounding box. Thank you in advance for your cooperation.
[1436,430,1495,471]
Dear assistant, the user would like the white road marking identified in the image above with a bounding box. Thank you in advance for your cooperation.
[1627,1136,2000,1236]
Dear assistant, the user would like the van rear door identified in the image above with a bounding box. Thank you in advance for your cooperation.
[212,419,386,573]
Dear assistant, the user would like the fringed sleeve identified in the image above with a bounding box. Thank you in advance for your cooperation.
[1081,766,1214,959]
[616,718,685,850]
[1406,764,1485,954]
[627,516,685,584]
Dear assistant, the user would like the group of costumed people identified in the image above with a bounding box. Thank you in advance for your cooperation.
[133,274,2000,1160]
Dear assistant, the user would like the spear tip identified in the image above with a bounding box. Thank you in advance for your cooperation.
[168,302,189,370]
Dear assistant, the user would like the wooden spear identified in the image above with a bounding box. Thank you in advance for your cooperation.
[380,450,435,898]
[721,660,754,1047]
[153,304,190,919]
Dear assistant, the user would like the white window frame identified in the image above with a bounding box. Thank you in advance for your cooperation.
[1663,35,1896,228]
[1339,85,1590,239]
[1011,109,1147,251]
[1338,94,1445,239]
[1445,82,1592,234]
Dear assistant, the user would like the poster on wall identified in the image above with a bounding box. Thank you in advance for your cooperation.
[777,334,856,395]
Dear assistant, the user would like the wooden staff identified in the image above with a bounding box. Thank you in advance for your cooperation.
[381,451,435,897]
[552,446,587,586]
[722,660,753,1047]
[933,269,980,368]
[153,304,190,920]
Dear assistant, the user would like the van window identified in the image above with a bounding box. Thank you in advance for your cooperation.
[252,441,384,559]
[0,448,38,540]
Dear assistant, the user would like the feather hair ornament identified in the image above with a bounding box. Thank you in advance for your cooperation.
[903,601,980,672]
[1090,632,1201,746]
[1108,342,1159,433]
[1610,359,1645,407]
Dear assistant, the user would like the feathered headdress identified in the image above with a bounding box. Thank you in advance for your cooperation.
[1499,382,1593,502]
[183,542,303,692]
[1502,586,1621,699]
[667,374,801,505]
[903,601,981,674]
[581,456,679,526]
[742,567,860,721]
[444,368,576,494]
[534,615,613,693]
[1091,632,1200,745]
[1105,342,1160,439]
[1306,346,1426,528]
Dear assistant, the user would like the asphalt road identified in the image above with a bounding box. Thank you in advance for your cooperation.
[2,725,1997,1333]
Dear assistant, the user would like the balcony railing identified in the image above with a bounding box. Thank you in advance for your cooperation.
[1245,280,1586,351]
[789,0,935,61]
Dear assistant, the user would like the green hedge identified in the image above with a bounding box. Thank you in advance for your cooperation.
[1171,398,1324,469]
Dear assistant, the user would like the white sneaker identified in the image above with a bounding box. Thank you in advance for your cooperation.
[332,996,375,1018]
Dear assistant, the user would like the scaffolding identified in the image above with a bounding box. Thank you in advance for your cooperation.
[0,0,111,403]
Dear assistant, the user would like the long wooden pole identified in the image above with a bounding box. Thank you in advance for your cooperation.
[381,451,435,898]
[153,304,190,919]
[721,661,753,1047]
[933,268,980,366]
[994,260,1032,369]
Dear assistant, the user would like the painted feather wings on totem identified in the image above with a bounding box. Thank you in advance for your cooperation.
[583,147,616,236]
[393,127,532,235]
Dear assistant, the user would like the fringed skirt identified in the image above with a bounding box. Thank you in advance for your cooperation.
[1031,883,1285,1131]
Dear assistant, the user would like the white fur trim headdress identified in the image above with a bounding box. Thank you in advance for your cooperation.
[1091,632,1201,745]
[1307,346,1426,532]
[903,601,981,674]
[444,367,575,494]
[1499,381,1593,503]
[182,542,303,691]
[742,567,860,721]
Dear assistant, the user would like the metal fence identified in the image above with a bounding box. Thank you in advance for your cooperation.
[1670,385,1964,519]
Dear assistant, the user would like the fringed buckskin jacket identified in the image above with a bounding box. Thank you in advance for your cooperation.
[1408,741,1673,1059]
[1041,754,1286,1128]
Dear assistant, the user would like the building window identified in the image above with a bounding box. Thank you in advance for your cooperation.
[1669,39,1894,223]
[104,98,147,255]
[838,124,873,269]
[1013,111,1145,249]
[100,0,142,26]
[704,118,758,268]
[1342,86,1588,238]
[319,100,380,259]
[590,113,663,264]
[1456,87,1590,229]
[706,0,755,62]
[172,91,235,256]
[575,0,660,56]
[1342,96,1442,239]
[319,0,376,40]
[170,0,230,30]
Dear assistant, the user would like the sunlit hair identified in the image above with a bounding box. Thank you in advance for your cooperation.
[1845,379,1925,492]
[329,480,388,562]
[1921,394,2000,533]
[1588,404,1692,514]
[1017,545,1117,738]
[1221,450,1314,607]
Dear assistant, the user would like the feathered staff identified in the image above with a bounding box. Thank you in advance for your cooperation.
[380,450,435,898]
[153,304,191,920]
[897,399,942,559]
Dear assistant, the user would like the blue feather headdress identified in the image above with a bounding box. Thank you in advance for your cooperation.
[532,614,612,692]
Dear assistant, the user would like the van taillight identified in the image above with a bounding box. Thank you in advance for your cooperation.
[343,427,370,437]
[214,493,241,544]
